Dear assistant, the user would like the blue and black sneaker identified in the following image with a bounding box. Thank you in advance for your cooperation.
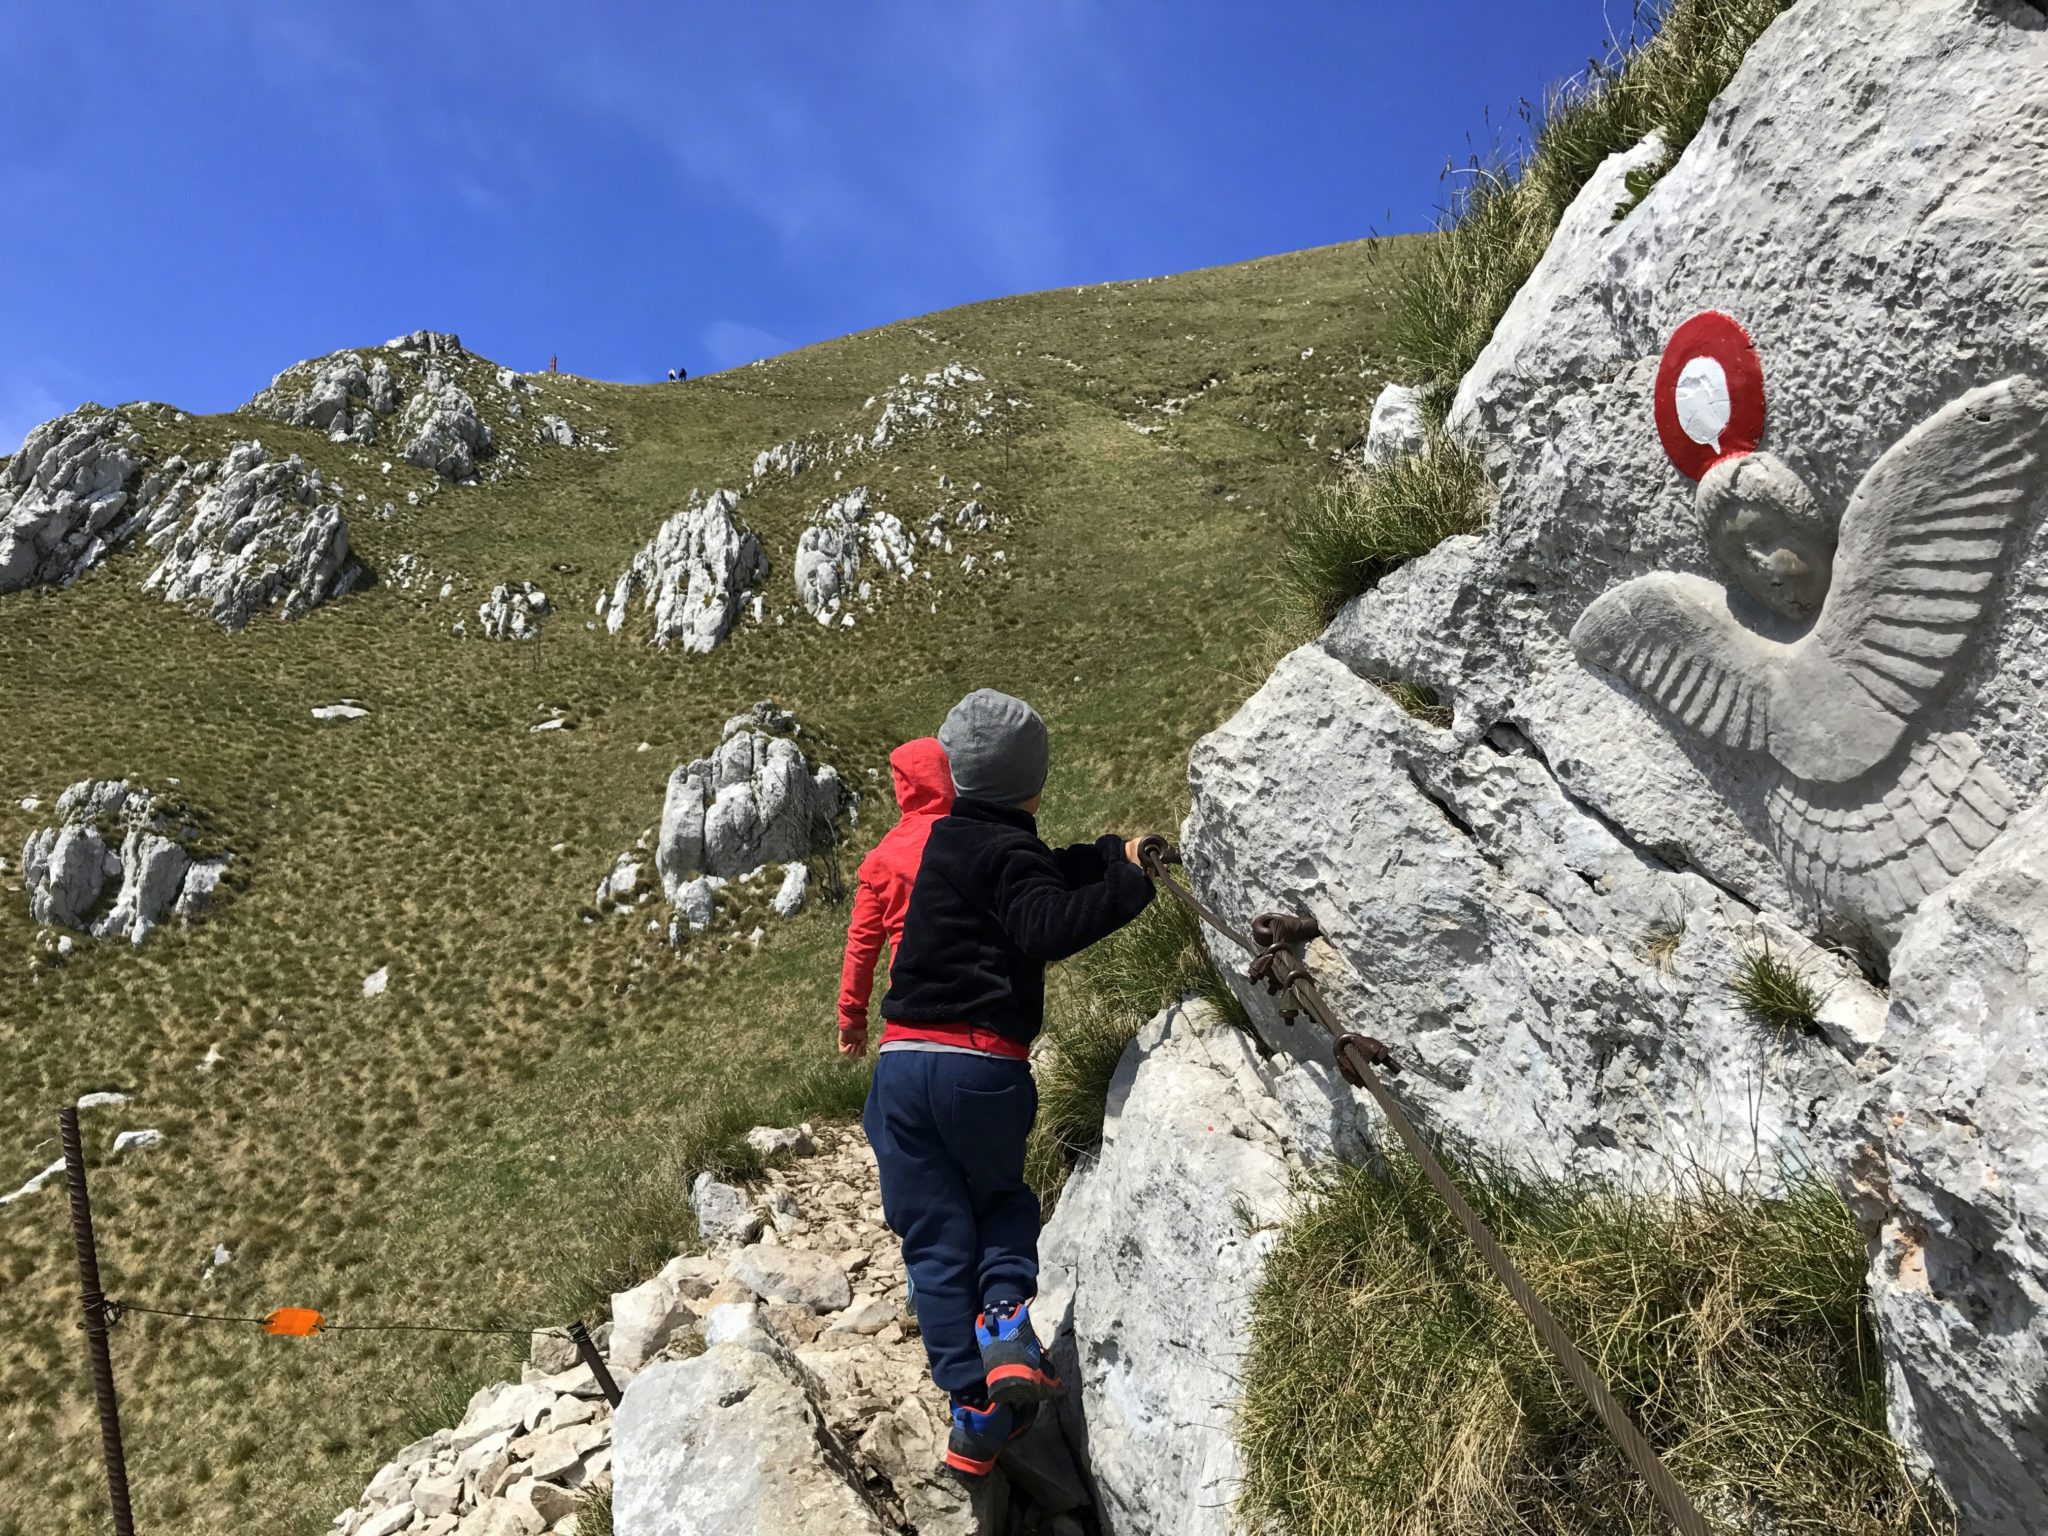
[976,1299,1061,1405]
[945,1393,1034,1480]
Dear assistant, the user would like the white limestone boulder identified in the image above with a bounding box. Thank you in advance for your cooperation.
[0,407,148,592]
[20,780,231,947]
[1840,796,2048,1534]
[1362,381,1427,466]
[691,1173,763,1249]
[649,714,847,929]
[141,441,363,628]
[1037,999,1331,1536]
[610,1267,698,1373]
[603,489,766,653]
[612,1325,891,1536]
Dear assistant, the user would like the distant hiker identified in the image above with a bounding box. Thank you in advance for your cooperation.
[676,364,688,381]
[549,354,557,374]
[838,737,953,1057]
[857,690,1155,1479]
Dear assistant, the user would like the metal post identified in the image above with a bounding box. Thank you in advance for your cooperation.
[59,1106,137,1536]
[567,1320,623,1408]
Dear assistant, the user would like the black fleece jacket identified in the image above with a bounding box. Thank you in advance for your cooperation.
[880,798,1155,1046]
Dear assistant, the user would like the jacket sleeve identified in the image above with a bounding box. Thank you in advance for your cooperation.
[1049,835,1119,885]
[838,875,889,1032]
[992,834,1155,964]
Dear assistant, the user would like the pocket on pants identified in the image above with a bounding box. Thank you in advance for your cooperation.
[950,1075,1036,1184]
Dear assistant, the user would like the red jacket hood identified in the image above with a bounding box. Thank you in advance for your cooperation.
[889,738,953,818]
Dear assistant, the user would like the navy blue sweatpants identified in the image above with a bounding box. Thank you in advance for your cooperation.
[863,1049,1039,1396]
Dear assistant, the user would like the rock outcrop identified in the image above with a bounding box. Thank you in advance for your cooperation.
[1170,3,2048,1530]
[245,331,607,489]
[399,366,494,481]
[0,409,365,626]
[596,705,847,943]
[474,582,550,641]
[601,490,766,653]
[246,352,399,444]
[792,486,919,624]
[20,780,229,947]
[656,710,845,892]
[140,442,363,628]
[1039,999,1342,1535]
[0,407,149,592]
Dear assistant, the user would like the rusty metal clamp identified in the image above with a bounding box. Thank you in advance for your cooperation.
[1332,1031,1399,1086]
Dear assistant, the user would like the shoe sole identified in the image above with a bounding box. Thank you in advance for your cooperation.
[944,1447,999,1479]
[986,1361,1063,1406]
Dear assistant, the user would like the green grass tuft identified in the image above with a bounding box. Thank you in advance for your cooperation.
[1282,424,1492,626]
[577,1483,614,1536]
[1732,942,1825,1035]
[1238,1156,1949,1536]
[1393,0,1794,392]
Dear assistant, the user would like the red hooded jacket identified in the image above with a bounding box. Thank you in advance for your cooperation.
[838,738,953,1034]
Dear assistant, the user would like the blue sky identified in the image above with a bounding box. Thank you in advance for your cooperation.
[1,3,1633,450]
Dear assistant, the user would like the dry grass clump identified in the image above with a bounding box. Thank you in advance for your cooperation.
[1238,1156,1948,1535]
[1375,678,1454,729]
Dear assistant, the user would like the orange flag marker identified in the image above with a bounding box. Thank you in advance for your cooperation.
[263,1307,325,1337]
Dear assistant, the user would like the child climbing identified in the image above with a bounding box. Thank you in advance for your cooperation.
[852,689,1156,1479]
[837,736,954,1057]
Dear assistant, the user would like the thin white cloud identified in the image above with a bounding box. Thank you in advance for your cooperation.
[699,320,794,372]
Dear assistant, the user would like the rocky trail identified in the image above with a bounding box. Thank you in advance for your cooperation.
[336,1125,1092,1536]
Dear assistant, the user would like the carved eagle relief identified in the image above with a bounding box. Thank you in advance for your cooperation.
[1571,365,2048,949]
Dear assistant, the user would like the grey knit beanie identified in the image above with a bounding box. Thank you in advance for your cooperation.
[939,689,1049,806]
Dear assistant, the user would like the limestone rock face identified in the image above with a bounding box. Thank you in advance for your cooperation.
[602,489,766,653]
[792,486,918,624]
[1186,644,1874,1184]
[399,366,494,480]
[1179,3,2048,1528]
[140,442,362,628]
[655,716,844,894]
[1841,796,2048,1534]
[20,780,229,946]
[613,1329,891,1536]
[1038,1000,1324,1536]
[0,407,147,592]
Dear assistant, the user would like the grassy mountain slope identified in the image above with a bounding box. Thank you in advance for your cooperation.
[0,235,1419,1533]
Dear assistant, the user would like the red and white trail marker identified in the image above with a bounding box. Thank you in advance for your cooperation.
[1653,311,1766,480]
